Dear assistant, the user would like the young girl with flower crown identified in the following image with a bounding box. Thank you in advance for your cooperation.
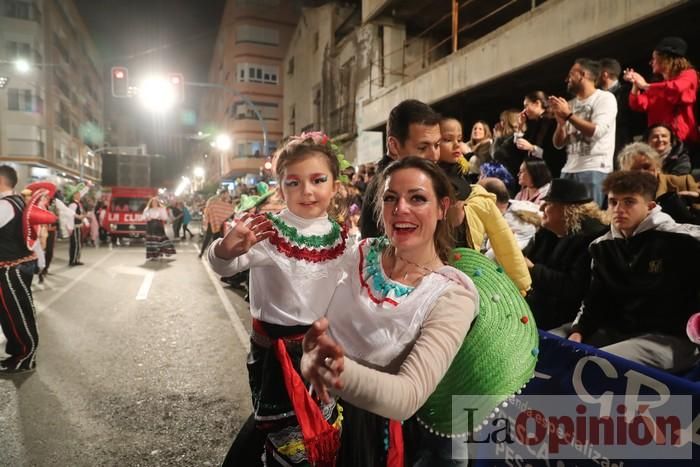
[208,131,349,466]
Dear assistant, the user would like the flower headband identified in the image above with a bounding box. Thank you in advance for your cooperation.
[287,131,351,183]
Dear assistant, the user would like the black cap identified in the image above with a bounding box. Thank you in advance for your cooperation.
[654,37,687,57]
[542,178,592,204]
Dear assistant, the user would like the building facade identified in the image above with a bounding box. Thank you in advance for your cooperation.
[0,0,105,188]
[283,1,437,164]
[198,0,299,185]
[286,0,698,166]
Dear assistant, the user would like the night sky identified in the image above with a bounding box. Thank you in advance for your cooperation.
[74,0,227,185]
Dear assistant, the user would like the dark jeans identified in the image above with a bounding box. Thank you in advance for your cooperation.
[198,225,221,257]
[172,219,182,238]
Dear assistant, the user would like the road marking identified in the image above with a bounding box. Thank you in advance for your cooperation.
[135,272,155,300]
[107,265,156,301]
[38,250,116,310]
[194,245,250,350]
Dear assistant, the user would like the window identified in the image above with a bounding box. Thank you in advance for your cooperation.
[7,88,41,112]
[55,74,71,99]
[53,33,70,65]
[4,1,35,21]
[237,63,279,84]
[287,57,294,75]
[235,140,265,158]
[289,105,296,135]
[57,101,70,133]
[236,24,279,46]
[6,41,32,59]
[231,101,279,121]
[313,31,319,52]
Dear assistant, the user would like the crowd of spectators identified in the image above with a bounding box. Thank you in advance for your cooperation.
[203,36,700,378]
[446,36,700,376]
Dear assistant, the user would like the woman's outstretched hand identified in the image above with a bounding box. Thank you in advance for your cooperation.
[301,318,345,404]
[214,213,273,260]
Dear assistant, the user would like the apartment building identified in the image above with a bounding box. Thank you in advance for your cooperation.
[0,0,105,187]
[198,0,298,185]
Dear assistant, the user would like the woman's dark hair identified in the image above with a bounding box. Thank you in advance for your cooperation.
[524,90,551,118]
[644,123,679,146]
[522,157,552,188]
[275,137,340,181]
[373,156,455,263]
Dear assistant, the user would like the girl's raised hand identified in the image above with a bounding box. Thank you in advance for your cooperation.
[214,213,273,260]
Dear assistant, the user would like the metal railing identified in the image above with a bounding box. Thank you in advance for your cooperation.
[367,0,547,99]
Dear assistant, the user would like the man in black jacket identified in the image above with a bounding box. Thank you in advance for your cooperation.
[359,99,442,238]
[525,179,608,329]
[557,171,700,372]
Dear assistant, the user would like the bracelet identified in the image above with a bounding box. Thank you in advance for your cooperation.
[565,112,574,121]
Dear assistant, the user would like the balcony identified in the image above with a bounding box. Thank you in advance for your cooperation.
[223,155,265,178]
[328,104,355,138]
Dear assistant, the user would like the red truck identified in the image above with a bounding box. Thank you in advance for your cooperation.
[102,186,157,242]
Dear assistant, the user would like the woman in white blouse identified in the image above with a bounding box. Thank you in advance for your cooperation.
[143,197,176,260]
[302,157,478,466]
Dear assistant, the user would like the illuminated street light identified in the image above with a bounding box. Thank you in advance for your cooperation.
[14,58,31,74]
[193,167,205,178]
[174,176,191,197]
[214,134,232,151]
[139,76,177,113]
[0,76,8,89]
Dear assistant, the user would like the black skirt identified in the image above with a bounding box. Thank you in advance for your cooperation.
[145,220,176,258]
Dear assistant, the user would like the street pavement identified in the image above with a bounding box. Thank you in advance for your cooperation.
[0,234,255,466]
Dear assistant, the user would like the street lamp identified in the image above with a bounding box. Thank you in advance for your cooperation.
[138,76,177,113]
[214,134,232,151]
[212,134,233,179]
[14,58,31,74]
[193,166,205,178]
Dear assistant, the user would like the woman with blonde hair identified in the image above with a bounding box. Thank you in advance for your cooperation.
[493,109,529,181]
[617,141,700,223]
[524,178,608,329]
[143,197,176,260]
[464,120,493,180]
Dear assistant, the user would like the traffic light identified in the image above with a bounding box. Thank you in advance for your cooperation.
[111,66,129,98]
[168,72,185,103]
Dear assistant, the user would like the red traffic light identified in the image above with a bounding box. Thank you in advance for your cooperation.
[111,66,129,98]
[168,73,185,103]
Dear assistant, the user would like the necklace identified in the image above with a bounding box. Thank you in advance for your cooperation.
[386,251,439,285]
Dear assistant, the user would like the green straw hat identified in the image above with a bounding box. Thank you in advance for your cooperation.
[63,183,86,203]
[235,182,276,213]
[416,247,539,437]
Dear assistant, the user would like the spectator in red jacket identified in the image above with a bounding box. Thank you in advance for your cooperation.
[624,36,699,145]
